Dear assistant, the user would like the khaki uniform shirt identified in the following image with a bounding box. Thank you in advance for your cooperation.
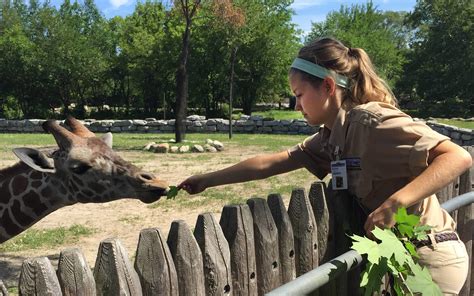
[288,101,456,233]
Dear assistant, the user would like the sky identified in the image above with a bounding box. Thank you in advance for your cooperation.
[46,0,417,33]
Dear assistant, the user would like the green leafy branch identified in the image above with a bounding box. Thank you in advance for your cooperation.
[350,207,442,296]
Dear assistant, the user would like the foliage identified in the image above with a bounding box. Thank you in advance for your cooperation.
[350,208,441,296]
[306,1,408,87]
[396,0,474,117]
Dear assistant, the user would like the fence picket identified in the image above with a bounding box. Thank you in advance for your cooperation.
[134,228,178,296]
[18,257,62,296]
[287,188,319,277]
[458,146,473,296]
[247,198,280,294]
[267,193,296,284]
[93,238,142,295]
[220,204,258,296]
[167,220,205,296]
[57,248,95,296]
[194,213,232,296]
[0,280,7,296]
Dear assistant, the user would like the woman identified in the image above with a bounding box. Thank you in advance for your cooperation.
[179,37,471,294]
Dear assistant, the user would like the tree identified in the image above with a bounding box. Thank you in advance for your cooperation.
[307,1,407,88]
[173,0,201,143]
[399,0,473,117]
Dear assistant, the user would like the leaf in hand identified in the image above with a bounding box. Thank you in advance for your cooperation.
[167,186,179,199]
[406,263,443,296]
[413,224,433,241]
[394,207,420,238]
[351,234,381,264]
[372,227,414,266]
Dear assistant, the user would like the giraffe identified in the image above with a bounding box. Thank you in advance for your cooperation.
[0,116,169,243]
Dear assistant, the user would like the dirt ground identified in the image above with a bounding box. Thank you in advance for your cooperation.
[0,144,316,290]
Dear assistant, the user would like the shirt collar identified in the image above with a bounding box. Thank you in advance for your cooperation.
[327,103,353,153]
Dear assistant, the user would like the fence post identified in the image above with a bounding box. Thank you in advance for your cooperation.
[18,257,62,296]
[194,213,232,296]
[57,248,95,296]
[94,238,142,295]
[134,228,178,296]
[308,181,337,295]
[267,193,296,284]
[287,188,319,276]
[220,204,258,296]
[0,280,6,296]
[458,146,473,296]
[247,198,281,294]
[167,220,205,296]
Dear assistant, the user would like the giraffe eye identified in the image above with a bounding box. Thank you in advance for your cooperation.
[70,163,92,175]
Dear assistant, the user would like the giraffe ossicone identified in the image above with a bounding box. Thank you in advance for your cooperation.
[0,116,169,243]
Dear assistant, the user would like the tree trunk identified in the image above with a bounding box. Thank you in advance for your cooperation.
[175,25,190,143]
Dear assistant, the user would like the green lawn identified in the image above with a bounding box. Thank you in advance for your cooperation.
[252,110,304,120]
[435,119,474,130]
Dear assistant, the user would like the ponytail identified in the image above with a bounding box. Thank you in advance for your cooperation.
[291,38,397,107]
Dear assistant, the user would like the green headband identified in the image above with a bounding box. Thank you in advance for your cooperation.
[291,58,349,89]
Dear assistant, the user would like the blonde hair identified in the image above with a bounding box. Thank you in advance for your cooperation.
[291,37,397,106]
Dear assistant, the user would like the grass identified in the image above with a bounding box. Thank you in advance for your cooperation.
[0,224,95,252]
[252,110,304,120]
[435,119,474,130]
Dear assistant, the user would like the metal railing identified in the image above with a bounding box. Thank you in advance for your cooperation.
[266,191,474,295]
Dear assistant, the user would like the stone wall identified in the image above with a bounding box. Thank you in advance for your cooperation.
[0,115,472,146]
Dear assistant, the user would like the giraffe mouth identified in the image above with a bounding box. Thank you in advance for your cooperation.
[138,187,169,203]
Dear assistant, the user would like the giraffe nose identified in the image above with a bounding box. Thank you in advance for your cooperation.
[137,172,156,182]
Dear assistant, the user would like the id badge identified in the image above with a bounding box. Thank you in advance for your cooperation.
[331,160,348,190]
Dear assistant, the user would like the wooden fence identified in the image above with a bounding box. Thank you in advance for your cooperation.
[0,147,472,296]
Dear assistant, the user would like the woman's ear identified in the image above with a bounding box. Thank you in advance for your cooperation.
[323,77,337,96]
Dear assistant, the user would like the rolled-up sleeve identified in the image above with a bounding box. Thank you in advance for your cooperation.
[287,132,331,179]
[365,115,450,179]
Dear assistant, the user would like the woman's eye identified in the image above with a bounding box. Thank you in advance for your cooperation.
[70,163,92,175]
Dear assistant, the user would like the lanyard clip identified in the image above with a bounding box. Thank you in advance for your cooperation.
[334,145,340,161]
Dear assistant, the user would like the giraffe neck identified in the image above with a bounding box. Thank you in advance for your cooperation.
[0,162,72,243]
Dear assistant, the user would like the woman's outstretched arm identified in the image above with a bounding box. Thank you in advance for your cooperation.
[179,150,303,194]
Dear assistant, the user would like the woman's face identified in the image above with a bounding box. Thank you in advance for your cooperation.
[290,73,331,126]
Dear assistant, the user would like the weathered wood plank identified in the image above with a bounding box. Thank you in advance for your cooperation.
[308,182,337,295]
[267,193,296,284]
[194,213,232,296]
[308,181,334,264]
[220,204,258,296]
[19,257,62,296]
[0,280,8,296]
[93,238,142,296]
[247,198,280,295]
[287,188,319,276]
[458,146,473,296]
[167,220,205,296]
[57,248,96,296]
[135,228,178,296]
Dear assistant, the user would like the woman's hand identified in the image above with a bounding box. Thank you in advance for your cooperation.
[364,198,400,239]
[178,175,209,194]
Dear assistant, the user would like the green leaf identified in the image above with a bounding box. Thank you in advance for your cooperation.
[406,264,443,296]
[372,227,413,266]
[394,207,420,238]
[360,258,390,296]
[403,240,419,259]
[166,186,179,200]
[413,225,433,241]
[350,234,381,264]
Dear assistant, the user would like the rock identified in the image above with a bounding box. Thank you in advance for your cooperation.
[192,145,205,153]
[143,142,156,151]
[211,140,224,151]
[170,146,179,153]
[179,145,190,153]
[206,139,214,145]
[154,143,170,153]
[204,144,217,153]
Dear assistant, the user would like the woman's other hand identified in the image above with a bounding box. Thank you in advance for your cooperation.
[364,198,400,239]
[179,175,208,194]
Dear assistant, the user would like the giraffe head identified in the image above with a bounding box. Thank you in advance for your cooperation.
[12,116,169,204]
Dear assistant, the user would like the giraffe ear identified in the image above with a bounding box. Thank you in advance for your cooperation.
[13,148,56,173]
[101,132,113,148]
